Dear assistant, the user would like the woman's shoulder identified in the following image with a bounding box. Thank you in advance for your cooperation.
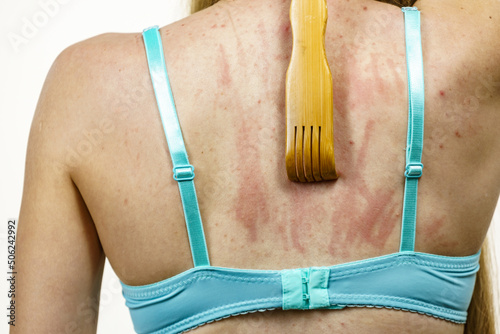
[33,31,155,169]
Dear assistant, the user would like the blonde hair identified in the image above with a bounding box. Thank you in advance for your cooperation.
[189,0,498,332]
[465,238,498,334]
[191,0,220,14]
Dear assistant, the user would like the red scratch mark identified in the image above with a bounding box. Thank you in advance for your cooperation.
[234,173,270,241]
[386,58,405,90]
[424,216,445,240]
[355,121,374,170]
[290,223,306,252]
[217,45,232,88]
[422,215,458,249]
[420,215,459,250]
[370,53,389,96]
[331,57,354,177]
[229,30,269,241]
[278,224,289,251]
[345,189,397,249]
[233,105,270,242]
[328,120,398,254]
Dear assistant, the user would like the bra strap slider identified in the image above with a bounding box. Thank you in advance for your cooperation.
[405,163,423,178]
[173,165,195,182]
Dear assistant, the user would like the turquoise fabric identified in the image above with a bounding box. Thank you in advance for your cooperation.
[282,267,330,310]
[142,27,210,267]
[121,252,479,333]
[400,7,425,252]
[121,8,480,334]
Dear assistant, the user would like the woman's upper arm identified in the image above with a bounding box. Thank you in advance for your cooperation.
[12,44,106,334]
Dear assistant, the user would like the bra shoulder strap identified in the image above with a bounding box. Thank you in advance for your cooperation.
[142,26,210,267]
[400,8,425,252]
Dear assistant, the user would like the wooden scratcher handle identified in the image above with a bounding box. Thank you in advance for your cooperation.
[285,0,337,182]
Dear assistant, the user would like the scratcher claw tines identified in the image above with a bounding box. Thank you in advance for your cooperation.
[285,0,338,182]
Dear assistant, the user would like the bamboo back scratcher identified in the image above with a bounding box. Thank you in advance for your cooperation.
[285,0,338,182]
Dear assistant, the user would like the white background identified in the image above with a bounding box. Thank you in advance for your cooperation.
[0,1,498,333]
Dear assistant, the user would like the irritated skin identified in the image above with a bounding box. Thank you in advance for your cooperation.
[13,0,500,333]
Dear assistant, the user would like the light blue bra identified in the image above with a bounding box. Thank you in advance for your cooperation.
[121,8,480,334]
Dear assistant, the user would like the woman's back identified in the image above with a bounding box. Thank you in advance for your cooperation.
[15,0,500,333]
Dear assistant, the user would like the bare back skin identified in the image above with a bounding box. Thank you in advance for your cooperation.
[14,0,500,333]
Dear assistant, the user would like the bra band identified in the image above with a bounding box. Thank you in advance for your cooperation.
[400,8,425,252]
[142,26,210,267]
